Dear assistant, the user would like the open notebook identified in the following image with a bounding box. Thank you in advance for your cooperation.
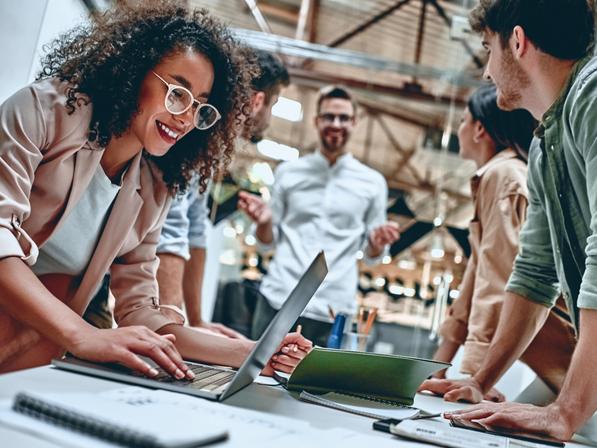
[8,390,228,448]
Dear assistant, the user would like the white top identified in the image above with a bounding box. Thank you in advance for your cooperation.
[32,165,122,276]
[259,150,388,321]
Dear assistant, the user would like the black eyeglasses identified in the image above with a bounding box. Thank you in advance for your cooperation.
[318,113,354,125]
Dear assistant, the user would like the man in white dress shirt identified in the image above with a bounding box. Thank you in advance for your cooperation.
[239,85,399,346]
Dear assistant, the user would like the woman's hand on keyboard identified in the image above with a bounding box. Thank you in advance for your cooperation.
[67,325,195,380]
[262,332,313,375]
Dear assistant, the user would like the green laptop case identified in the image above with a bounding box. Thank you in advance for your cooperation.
[286,347,450,405]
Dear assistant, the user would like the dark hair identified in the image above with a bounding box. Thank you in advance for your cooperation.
[37,1,257,195]
[251,50,289,103]
[316,84,357,115]
[469,0,595,60]
[468,84,537,160]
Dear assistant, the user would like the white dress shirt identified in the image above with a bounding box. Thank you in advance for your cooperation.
[258,150,388,322]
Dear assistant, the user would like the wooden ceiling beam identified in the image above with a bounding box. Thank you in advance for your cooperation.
[288,66,466,110]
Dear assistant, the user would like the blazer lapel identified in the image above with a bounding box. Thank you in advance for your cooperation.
[69,151,144,315]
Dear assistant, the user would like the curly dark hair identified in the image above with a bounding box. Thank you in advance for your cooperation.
[37,1,257,194]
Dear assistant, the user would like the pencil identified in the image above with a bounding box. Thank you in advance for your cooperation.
[293,324,302,352]
[363,307,378,335]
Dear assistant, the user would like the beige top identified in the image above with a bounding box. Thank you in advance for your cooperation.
[0,79,184,372]
[439,149,575,389]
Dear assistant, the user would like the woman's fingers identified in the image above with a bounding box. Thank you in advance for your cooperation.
[115,348,159,378]
[279,345,309,360]
[132,329,193,380]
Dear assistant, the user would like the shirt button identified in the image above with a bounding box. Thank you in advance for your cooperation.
[550,145,555,150]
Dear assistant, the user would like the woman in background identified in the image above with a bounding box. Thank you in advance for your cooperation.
[420,85,575,402]
[0,1,310,376]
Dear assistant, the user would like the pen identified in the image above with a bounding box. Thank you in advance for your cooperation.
[414,413,442,420]
[327,305,336,321]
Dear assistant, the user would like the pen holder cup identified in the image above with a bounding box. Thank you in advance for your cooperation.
[340,332,370,352]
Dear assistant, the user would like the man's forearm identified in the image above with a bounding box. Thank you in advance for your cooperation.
[434,339,461,364]
[183,248,206,326]
[551,309,597,434]
[473,292,550,392]
[158,324,254,367]
[432,339,460,377]
[256,220,274,245]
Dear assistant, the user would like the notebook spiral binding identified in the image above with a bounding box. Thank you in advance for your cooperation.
[13,392,164,448]
[334,391,416,409]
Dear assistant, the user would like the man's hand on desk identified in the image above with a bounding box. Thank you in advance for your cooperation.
[445,402,573,441]
[262,331,313,376]
[418,377,505,403]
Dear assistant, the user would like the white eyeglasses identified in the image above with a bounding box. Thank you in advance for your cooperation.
[152,71,221,130]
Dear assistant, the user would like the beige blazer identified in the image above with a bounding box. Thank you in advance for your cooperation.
[0,79,184,372]
[439,149,575,393]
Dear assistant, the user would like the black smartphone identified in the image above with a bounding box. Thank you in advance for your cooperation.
[450,416,565,447]
[372,418,403,434]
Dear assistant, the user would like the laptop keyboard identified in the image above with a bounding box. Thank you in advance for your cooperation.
[134,364,236,393]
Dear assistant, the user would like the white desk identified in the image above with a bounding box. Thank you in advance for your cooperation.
[0,366,589,447]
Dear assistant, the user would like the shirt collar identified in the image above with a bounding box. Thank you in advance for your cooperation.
[470,148,519,195]
[536,56,592,138]
[313,149,352,168]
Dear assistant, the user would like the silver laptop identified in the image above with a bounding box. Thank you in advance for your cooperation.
[52,251,327,401]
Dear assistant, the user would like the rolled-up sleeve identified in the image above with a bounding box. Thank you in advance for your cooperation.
[570,73,597,310]
[0,85,47,264]
[156,190,193,260]
[111,198,185,331]
[187,190,208,249]
[506,142,560,307]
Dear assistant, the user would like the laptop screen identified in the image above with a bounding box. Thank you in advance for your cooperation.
[220,251,327,400]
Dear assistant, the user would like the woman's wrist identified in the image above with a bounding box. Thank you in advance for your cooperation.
[60,318,96,351]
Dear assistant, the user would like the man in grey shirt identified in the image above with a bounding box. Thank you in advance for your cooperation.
[155,50,290,337]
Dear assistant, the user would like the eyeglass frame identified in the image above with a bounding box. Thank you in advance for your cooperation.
[152,71,221,130]
[317,112,355,125]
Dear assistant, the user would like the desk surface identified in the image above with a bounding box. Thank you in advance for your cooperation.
[0,366,588,447]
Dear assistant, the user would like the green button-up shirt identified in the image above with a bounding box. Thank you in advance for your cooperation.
[506,55,597,332]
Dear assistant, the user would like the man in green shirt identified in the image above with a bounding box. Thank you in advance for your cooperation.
[419,0,596,440]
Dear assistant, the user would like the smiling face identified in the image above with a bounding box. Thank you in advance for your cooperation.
[315,98,355,154]
[129,48,215,157]
[482,31,530,111]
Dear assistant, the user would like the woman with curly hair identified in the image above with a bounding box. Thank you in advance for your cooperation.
[0,1,310,376]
